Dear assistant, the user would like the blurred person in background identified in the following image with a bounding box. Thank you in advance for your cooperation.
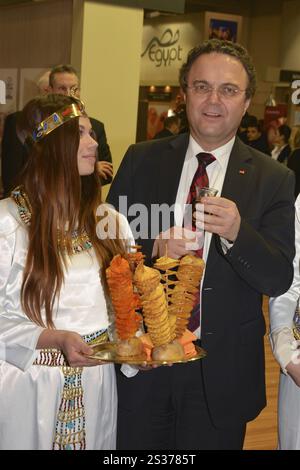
[153,115,180,139]
[271,124,292,164]
[237,111,251,144]
[48,65,113,185]
[288,129,300,197]
[247,117,271,155]
[1,70,50,197]
[1,65,113,197]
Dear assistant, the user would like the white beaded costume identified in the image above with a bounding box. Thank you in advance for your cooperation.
[0,198,131,450]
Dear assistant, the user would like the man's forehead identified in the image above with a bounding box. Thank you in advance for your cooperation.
[191,53,245,73]
[53,73,79,85]
[189,52,248,85]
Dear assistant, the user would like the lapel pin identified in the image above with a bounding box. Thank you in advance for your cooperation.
[239,169,246,175]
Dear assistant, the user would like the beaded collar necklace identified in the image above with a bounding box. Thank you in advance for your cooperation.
[11,186,92,255]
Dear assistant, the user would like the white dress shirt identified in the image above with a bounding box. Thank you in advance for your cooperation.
[174,134,235,337]
[271,144,288,161]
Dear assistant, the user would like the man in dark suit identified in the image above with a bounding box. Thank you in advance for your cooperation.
[246,118,271,155]
[272,124,292,164]
[1,71,50,197]
[107,39,295,450]
[1,65,113,196]
[153,115,180,139]
[1,112,26,197]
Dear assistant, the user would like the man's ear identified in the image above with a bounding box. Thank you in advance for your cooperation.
[180,87,186,104]
[243,99,251,115]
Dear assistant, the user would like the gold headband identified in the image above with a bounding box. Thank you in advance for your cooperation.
[26,101,85,146]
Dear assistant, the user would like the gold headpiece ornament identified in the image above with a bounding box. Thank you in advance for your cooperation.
[26,100,85,146]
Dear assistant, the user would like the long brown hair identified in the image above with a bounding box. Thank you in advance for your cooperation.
[16,94,126,328]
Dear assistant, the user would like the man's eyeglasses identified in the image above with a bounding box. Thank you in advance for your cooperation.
[57,85,80,97]
[186,81,247,99]
[69,86,80,97]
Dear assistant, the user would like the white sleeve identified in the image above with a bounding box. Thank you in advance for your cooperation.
[0,201,43,371]
[269,195,300,371]
[220,237,234,253]
[269,327,300,373]
[96,203,135,249]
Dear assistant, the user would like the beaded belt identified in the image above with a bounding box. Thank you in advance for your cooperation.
[34,328,108,450]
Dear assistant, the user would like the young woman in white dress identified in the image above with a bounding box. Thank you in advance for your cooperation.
[269,195,300,449]
[0,94,131,450]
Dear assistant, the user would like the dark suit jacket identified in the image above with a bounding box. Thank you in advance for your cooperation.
[1,112,112,196]
[287,148,300,197]
[247,133,271,156]
[153,128,174,139]
[277,144,291,164]
[107,133,295,428]
[1,112,26,196]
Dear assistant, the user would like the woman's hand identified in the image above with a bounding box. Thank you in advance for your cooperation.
[37,329,107,367]
[286,357,300,387]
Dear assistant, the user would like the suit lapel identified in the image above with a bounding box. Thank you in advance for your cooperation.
[221,138,255,214]
[206,138,256,270]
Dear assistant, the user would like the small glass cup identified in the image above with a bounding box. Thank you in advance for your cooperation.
[195,186,218,199]
[192,187,218,227]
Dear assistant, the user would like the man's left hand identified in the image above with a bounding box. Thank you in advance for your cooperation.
[195,196,241,242]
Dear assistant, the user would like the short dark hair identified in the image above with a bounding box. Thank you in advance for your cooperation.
[244,115,258,128]
[49,64,78,87]
[278,124,291,143]
[179,39,256,100]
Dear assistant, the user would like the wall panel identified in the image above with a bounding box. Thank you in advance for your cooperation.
[0,0,73,68]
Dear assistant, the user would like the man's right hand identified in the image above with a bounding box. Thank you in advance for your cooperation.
[152,226,204,259]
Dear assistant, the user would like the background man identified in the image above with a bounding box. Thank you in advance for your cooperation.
[48,65,113,184]
[108,39,295,450]
[1,71,50,197]
[153,115,180,139]
[271,124,292,163]
[246,116,271,155]
[1,64,113,196]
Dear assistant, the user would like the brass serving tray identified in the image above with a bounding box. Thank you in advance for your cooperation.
[86,341,206,365]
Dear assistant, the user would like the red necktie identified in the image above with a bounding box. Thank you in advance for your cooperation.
[187,152,215,332]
